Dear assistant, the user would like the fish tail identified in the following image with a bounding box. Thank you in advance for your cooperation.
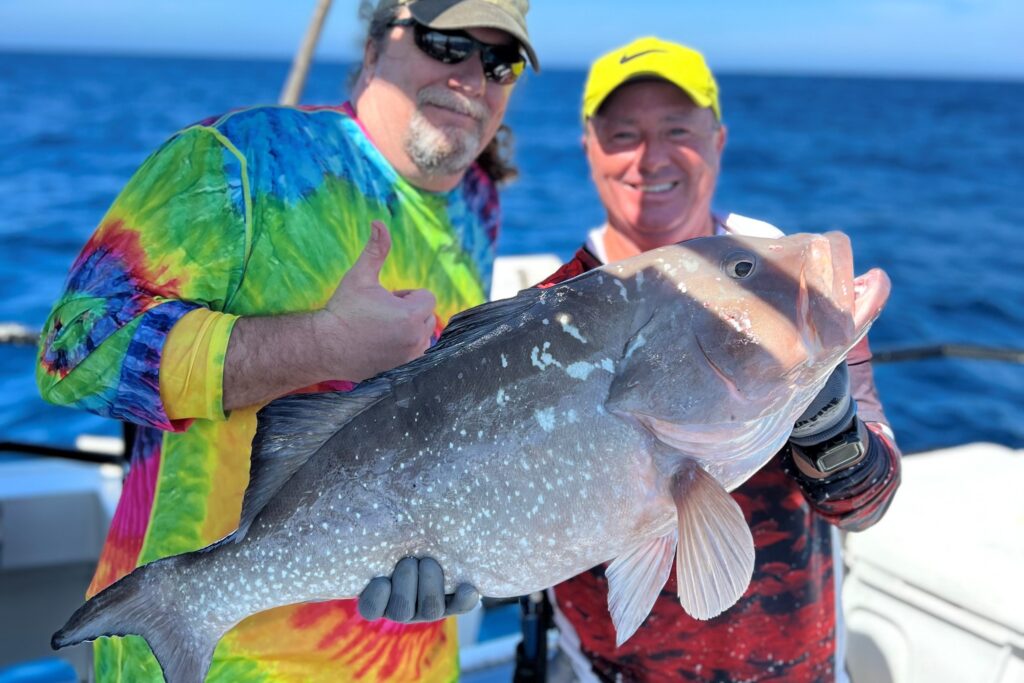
[52,556,222,683]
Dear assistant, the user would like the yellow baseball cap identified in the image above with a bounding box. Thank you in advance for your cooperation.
[582,37,720,121]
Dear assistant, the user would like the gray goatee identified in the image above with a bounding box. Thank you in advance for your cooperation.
[404,87,489,177]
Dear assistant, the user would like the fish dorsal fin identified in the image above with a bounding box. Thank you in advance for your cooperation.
[420,285,546,357]
[605,531,677,646]
[671,460,755,620]
[234,387,389,541]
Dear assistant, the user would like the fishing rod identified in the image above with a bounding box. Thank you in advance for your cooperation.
[871,344,1024,364]
[0,440,124,466]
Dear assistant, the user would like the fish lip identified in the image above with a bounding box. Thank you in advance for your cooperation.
[822,232,889,345]
[852,268,891,335]
[824,232,854,307]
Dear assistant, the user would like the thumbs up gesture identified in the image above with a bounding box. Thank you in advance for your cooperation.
[314,221,438,382]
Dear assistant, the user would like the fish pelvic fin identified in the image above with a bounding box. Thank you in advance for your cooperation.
[52,557,224,683]
[605,531,677,646]
[671,459,755,620]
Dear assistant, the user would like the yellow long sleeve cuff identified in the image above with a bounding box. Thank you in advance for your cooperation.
[159,308,239,422]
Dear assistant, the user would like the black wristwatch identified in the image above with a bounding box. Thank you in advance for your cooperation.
[790,417,868,474]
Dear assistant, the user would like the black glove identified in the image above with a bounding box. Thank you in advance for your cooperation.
[357,557,480,623]
[790,362,856,447]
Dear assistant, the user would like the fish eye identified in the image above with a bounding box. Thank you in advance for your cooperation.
[723,252,756,279]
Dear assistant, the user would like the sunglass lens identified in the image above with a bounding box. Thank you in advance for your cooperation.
[414,25,525,85]
[417,28,474,64]
[483,52,526,85]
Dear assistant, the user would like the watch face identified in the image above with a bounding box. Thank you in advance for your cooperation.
[814,437,865,473]
[812,419,868,473]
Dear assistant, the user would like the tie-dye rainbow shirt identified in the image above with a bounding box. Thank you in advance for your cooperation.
[37,103,500,682]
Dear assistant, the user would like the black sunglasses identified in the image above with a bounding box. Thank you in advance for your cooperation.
[387,18,526,85]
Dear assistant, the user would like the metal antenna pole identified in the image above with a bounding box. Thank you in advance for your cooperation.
[279,0,335,106]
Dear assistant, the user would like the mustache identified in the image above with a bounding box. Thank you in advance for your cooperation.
[417,87,488,122]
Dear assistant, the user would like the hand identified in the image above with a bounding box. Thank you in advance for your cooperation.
[790,362,856,447]
[358,557,480,623]
[314,221,437,381]
[789,362,861,478]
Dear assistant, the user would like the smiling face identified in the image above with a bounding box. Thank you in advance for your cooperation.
[354,12,517,192]
[585,80,726,254]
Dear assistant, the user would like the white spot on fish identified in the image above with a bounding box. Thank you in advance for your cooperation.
[614,279,629,302]
[566,361,595,380]
[497,388,509,406]
[565,409,578,424]
[556,313,587,343]
[534,408,556,432]
[501,354,508,368]
[531,342,562,370]
[601,358,615,373]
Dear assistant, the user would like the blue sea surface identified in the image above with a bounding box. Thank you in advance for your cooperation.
[1,52,1022,454]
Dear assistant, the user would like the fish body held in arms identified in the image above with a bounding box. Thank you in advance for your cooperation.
[53,231,891,683]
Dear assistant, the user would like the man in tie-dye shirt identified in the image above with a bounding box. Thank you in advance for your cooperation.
[37,1,539,680]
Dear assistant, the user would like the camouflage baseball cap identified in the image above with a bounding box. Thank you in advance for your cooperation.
[378,0,539,70]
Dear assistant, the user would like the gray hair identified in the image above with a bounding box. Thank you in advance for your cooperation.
[348,1,400,90]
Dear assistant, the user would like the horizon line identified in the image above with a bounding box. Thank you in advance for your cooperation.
[3,46,1023,85]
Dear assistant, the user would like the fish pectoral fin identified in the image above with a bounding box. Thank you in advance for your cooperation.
[671,460,755,620]
[605,531,677,646]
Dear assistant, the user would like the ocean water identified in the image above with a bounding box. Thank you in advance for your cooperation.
[1,52,1022,454]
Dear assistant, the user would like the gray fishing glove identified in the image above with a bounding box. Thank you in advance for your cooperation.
[790,361,856,447]
[358,557,480,623]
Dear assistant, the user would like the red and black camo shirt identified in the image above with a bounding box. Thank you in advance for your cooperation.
[538,244,902,683]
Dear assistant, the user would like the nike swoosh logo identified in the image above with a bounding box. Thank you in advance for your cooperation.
[620,49,666,64]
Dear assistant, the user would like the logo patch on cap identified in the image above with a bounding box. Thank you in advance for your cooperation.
[619,49,666,64]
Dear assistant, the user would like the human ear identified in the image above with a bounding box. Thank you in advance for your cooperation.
[716,123,728,154]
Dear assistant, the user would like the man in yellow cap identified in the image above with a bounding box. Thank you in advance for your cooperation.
[533,36,902,682]
[38,0,537,681]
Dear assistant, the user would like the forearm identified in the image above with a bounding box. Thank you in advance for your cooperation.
[785,336,903,530]
[222,311,338,411]
[784,424,901,531]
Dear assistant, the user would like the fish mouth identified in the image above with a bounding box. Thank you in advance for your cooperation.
[821,231,891,343]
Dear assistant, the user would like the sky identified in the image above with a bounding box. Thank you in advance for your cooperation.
[1,0,1022,80]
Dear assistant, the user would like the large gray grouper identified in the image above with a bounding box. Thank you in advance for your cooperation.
[53,231,890,683]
